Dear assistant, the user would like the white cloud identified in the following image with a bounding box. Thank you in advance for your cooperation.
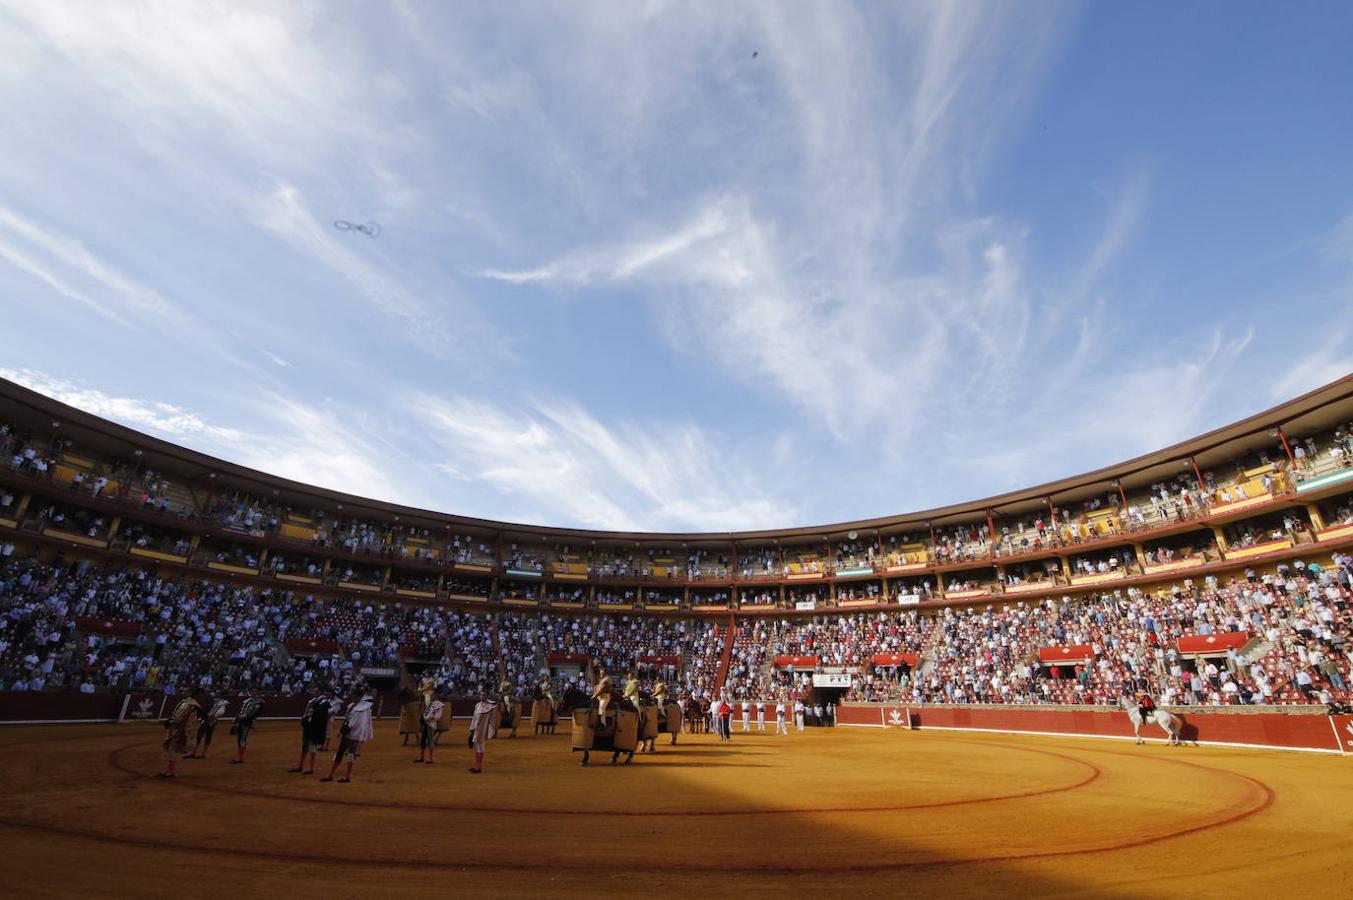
[1265,214,1353,403]
[2,366,798,532]
[417,394,798,532]
[251,184,458,351]
[0,368,410,506]
[1266,320,1353,403]
[1324,213,1353,265]
[1,3,370,167]
[0,205,185,325]
[485,192,1035,440]
[233,393,409,504]
[0,238,126,325]
[481,202,731,286]
[260,351,293,369]
[944,326,1258,494]
[1072,167,1151,299]
[1,3,499,360]
[0,368,245,442]
[475,5,1082,442]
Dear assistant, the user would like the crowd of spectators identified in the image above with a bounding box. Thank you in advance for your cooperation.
[2,547,1350,711]
[119,522,192,557]
[896,556,1353,707]
[400,612,498,697]
[0,556,291,695]
[34,501,109,539]
[683,553,1353,712]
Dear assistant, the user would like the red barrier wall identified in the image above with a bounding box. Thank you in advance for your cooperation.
[0,691,127,723]
[837,703,1347,754]
[0,690,535,725]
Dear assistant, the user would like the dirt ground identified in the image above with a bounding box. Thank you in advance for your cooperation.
[2,719,1350,898]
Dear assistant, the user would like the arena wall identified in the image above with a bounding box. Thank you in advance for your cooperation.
[0,691,527,725]
[0,690,128,724]
[837,703,1353,755]
[10,690,1348,758]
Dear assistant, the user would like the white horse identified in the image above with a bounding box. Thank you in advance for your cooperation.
[1119,696,1183,746]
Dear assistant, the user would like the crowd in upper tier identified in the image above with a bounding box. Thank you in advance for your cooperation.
[5,413,1353,594]
[2,546,1349,710]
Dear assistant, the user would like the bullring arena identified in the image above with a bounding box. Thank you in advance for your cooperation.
[3,719,1352,897]
[3,375,1353,897]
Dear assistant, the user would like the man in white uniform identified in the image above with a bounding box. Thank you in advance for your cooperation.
[321,688,374,783]
[741,700,751,732]
[775,701,788,735]
[756,702,766,732]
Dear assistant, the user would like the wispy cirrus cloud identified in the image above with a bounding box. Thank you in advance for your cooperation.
[251,184,460,353]
[1,2,372,166]
[417,393,798,532]
[0,368,245,443]
[476,3,1090,444]
[0,368,412,504]
[3,365,797,533]
[0,205,185,326]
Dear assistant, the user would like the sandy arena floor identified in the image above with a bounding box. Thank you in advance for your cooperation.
[2,720,1351,898]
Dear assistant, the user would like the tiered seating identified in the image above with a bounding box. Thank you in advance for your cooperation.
[547,585,590,605]
[505,544,545,572]
[881,537,929,570]
[724,620,768,697]
[2,545,1350,708]
[591,548,634,579]
[686,548,729,580]
[738,546,779,579]
[494,612,539,690]
[834,537,881,569]
[683,621,725,694]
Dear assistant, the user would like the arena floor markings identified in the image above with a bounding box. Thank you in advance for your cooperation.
[2,723,1350,898]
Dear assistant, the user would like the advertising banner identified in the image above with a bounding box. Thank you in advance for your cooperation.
[120,692,167,722]
[883,707,912,728]
[1331,715,1353,754]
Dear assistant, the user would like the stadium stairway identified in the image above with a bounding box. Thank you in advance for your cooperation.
[712,619,737,692]
[757,653,775,690]
[164,479,201,515]
[488,615,507,684]
[916,624,944,680]
[1239,637,1276,669]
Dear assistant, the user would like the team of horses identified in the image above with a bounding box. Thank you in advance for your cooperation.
[567,690,684,765]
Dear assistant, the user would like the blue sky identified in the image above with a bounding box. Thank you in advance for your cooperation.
[2,2,1351,532]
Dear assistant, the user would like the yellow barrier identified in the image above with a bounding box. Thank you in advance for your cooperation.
[129,548,188,563]
[1222,538,1293,560]
[278,523,314,541]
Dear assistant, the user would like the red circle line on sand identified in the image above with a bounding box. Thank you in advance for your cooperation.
[0,738,1276,873]
[102,737,1101,816]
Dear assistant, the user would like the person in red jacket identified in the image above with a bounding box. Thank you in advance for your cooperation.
[717,700,732,742]
[1136,690,1157,723]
